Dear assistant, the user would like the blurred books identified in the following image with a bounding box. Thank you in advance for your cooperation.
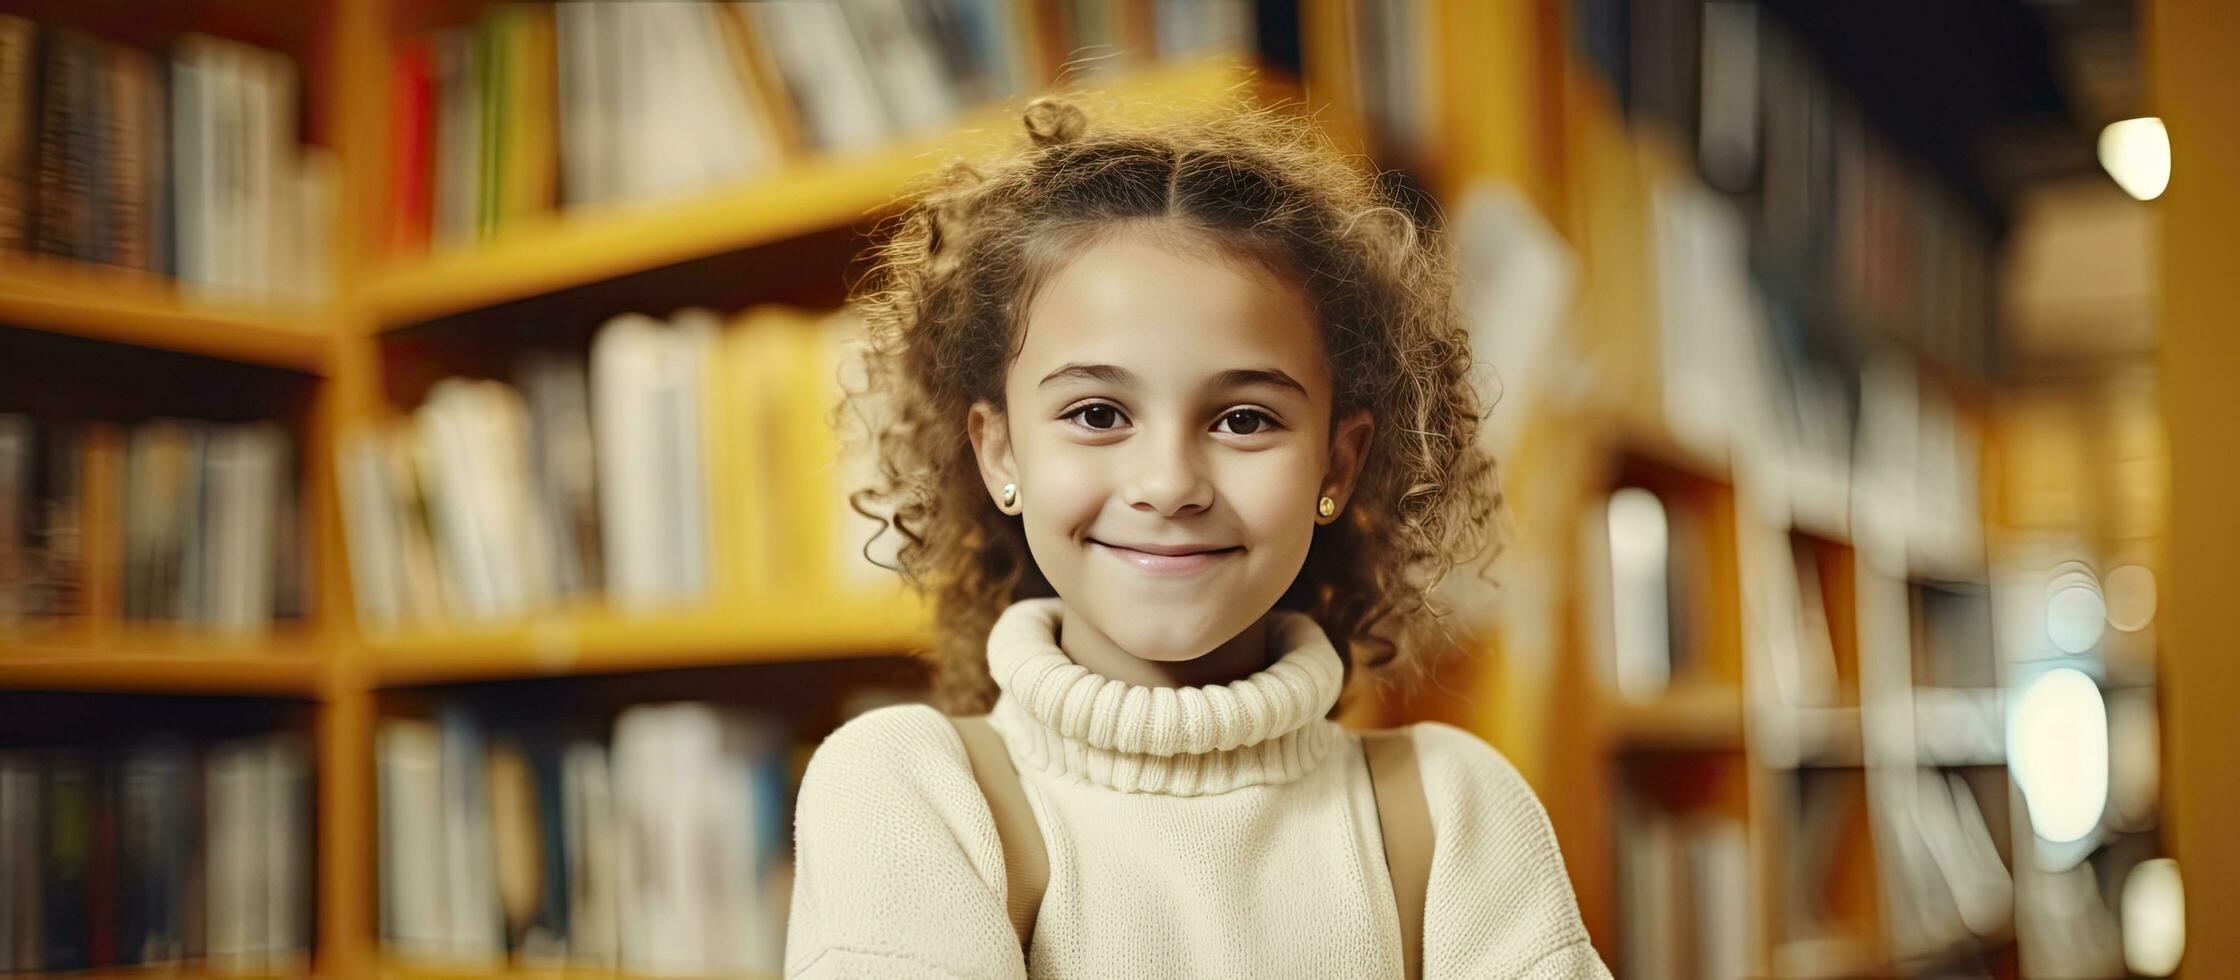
[0,18,334,301]
[338,306,884,632]
[386,0,1255,254]
[378,702,793,975]
[0,414,305,633]
[0,732,311,973]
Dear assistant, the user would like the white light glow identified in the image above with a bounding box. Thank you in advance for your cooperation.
[2047,584,2107,654]
[2009,667,2109,844]
[2106,564,2158,632]
[2099,117,2170,202]
[2122,858,2185,976]
[1607,488,1671,701]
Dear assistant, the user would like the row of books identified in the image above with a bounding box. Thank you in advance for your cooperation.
[378,702,794,974]
[0,19,335,300]
[338,305,882,630]
[0,732,312,973]
[1649,177,1985,575]
[387,0,1252,253]
[1583,0,1995,378]
[1615,802,1747,980]
[0,415,305,629]
[1587,481,1995,717]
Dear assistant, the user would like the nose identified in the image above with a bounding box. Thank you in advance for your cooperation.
[1123,425,1214,517]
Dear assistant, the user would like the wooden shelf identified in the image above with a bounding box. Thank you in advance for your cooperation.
[359,56,1261,330]
[382,963,776,980]
[1772,935,1886,980]
[364,591,930,687]
[1605,684,1746,752]
[32,968,305,980]
[0,625,326,696]
[0,255,333,372]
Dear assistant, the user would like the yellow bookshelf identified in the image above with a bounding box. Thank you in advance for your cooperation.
[359,56,1261,331]
[0,629,326,696]
[1604,685,1747,754]
[364,592,931,687]
[381,966,776,980]
[0,255,335,372]
[0,4,1288,970]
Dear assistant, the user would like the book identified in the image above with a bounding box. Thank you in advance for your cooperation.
[0,16,32,251]
[0,752,43,970]
[389,35,435,255]
[377,719,447,958]
[440,708,504,962]
[517,351,602,600]
[116,738,193,965]
[561,741,617,967]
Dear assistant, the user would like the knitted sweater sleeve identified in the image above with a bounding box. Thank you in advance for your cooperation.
[1411,721,1613,979]
[783,704,1028,980]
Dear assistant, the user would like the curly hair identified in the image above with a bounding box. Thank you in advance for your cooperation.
[839,90,1507,716]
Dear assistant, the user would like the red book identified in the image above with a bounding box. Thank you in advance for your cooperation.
[389,35,434,256]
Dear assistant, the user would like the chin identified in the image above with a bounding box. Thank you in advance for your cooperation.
[1087,602,1249,663]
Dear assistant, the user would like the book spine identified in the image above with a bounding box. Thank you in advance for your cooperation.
[0,753,44,971]
[98,46,150,270]
[86,756,117,968]
[42,752,91,972]
[0,16,35,252]
[33,30,90,260]
[389,36,433,256]
[169,40,207,286]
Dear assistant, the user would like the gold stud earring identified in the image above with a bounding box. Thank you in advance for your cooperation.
[1317,495,1337,519]
[1001,483,1019,511]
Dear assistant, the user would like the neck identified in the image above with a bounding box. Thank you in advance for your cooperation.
[1055,605,1273,688]
[983,598,1348,795]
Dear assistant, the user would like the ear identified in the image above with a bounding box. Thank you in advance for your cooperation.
[1320,409,1375,519]
[967,400,1020,510]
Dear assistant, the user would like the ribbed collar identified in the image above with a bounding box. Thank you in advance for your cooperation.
[983,598,1346,796]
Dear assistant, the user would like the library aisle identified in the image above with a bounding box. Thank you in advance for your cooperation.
[0,0,2227,977]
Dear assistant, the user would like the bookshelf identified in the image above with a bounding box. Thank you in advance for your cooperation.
[363,593,930,689]
[1504,1,2074,976]
[0,257,334,372]
[0,632,326,697]
[359,55,1262,331]
[0,0,1284,974]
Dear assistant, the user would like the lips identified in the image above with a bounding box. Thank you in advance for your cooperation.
[1088,539,1242,575]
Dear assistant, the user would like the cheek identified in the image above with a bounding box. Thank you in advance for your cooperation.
[1219,448,1325,549]
[1013,435,1108,551]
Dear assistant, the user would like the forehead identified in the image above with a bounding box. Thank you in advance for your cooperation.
[1012,227,1324,392]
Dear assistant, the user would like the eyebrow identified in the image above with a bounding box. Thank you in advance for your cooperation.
[1038,362,1136,388]
[1210,368,1309,400]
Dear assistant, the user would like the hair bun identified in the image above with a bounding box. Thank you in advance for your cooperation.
[1022,97,1087,147]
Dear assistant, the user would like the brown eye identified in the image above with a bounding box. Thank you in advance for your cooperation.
[1218,410,1276,435]
[1067,403,1125,430]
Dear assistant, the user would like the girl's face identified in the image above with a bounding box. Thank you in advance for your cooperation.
[969,224,1372,664]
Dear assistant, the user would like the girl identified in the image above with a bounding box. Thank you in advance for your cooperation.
[784,94,1608,979]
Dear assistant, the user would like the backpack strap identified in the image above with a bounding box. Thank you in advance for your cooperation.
[950,713,1048,953]
[1363,728,1433,980]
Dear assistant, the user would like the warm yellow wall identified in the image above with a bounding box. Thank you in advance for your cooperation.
[2149,1,2239,974]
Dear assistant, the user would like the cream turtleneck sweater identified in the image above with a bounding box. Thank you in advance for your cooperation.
[784,599,1609,978]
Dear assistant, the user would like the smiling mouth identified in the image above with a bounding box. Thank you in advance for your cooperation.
[1088,539,1243,575]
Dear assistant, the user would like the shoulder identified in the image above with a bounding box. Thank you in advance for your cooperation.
[1395,721,1600,970]
[1401,720,1549,819]
[798,703,975,808]
[1400,721,1577,900]
[788,702,999,894]
[787,705,1024,977]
